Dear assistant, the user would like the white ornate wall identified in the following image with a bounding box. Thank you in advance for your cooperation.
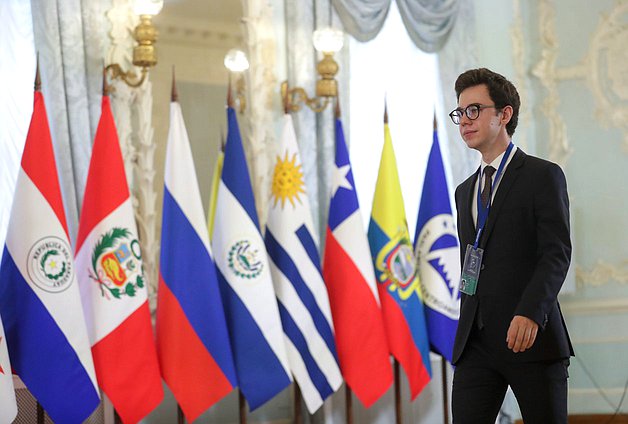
[476,0,628,417]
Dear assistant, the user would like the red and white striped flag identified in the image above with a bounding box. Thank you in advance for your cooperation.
[75,94,163,423]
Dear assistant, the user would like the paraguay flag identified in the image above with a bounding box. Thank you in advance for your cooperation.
[212,107,292,410]
[322,116,393,407]
[157,96,237,421]
[75,94,163,423]
[265,114,342,413]
[413,128,460,363]
[0,89,100,423]
[367,119,432,400]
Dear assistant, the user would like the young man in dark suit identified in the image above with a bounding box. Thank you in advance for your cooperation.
[449,68,574,423]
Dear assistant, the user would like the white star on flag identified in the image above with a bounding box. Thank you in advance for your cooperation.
[331,164,352,197]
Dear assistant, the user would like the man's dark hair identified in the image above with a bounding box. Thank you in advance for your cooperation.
[455,68,520,136]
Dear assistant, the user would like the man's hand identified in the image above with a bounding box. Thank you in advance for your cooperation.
[506,315,538,353]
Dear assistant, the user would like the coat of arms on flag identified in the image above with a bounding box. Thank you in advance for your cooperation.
[89,228,145,298]
[413,126,460,363]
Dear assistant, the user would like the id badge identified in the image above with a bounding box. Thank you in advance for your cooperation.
[460,244,483,295]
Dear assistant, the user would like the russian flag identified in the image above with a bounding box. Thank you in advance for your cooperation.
[75,94,163,423]
[0,89,100,423]
[157,96,237,422]
[212,107,292,410]
[322,117,393,407]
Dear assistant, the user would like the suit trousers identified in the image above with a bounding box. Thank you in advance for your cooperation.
[452,327,569,424]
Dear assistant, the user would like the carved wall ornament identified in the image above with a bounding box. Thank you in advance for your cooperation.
[531,0,572,167]
[583,1,628,151]
[510,0,530,151]
[107,0,159,305]
[576,260,628,287]
[533,0,628,157]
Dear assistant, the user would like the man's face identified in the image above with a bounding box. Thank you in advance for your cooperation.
[457,84,504,153]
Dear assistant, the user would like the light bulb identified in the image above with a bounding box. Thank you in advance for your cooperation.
[224,49,249,72]
[312,27,344,53]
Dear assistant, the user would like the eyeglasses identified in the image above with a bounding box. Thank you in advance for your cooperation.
[449,103,499,125]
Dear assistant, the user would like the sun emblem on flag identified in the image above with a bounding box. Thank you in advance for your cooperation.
[27,236,73,293]
[228,240,263,279]
[89,227,144,300]
[271,152,306,208]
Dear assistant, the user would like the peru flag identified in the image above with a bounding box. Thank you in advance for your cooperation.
[75,94,163,423]
[157,98,237,421]
[322,117,393,407]
[0,90,99,423]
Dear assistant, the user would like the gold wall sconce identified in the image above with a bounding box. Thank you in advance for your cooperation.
[224,49,249,113]
[281,27,344,113]
[106,0,163,88]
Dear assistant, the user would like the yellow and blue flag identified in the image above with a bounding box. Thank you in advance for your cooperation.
[367,121,432,400]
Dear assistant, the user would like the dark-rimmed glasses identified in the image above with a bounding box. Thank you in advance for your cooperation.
[449,104,499,125]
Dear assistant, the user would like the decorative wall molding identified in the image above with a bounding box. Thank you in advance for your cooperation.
[241,0,278,228]
[106,0,159,305]
[133,75,159,305]
[510,0,530,151]
[531,0,572,167]
[576,261,628,287]
[583,1,628,151]
[533,0,628,158]
[157,15,243,49]
[561,296,628,315]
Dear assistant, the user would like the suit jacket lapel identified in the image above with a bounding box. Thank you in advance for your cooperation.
[460,167,480,246]
[480,148,526,248]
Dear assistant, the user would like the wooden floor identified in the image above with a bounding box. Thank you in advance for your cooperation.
[515,415,628,423]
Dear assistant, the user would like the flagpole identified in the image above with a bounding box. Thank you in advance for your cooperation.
[177,405,185,424]
[345,385,353,424]
[394,360,401,424]
[441,358,450,424]
[36,402,45,424]
[294,384,303,424]
[238,390,247,424]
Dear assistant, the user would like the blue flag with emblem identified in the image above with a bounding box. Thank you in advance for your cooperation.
[211,107,292,409]
[413,127,460,364]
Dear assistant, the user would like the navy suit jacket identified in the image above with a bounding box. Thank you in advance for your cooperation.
[452,148,574,364]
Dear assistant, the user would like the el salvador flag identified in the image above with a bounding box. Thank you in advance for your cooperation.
[413,128,460,363]
[265,115,342,413]
[212,107,292,410]
[157,95,237,422]
[0,89,100,423]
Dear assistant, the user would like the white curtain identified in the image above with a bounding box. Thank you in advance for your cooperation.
[0,0,36,261]
[29,0,111,244]
[332,0,459,53]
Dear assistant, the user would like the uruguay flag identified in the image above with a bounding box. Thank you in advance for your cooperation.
[322,117,392,407]
[368,118,432,400]
[157,95,237,421]
[413,128,460,363]
[0,89,100,423]
[265,115,342,413]
[212,107,292,410]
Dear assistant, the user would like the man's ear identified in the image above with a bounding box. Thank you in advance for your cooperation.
[501,105,513,126]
